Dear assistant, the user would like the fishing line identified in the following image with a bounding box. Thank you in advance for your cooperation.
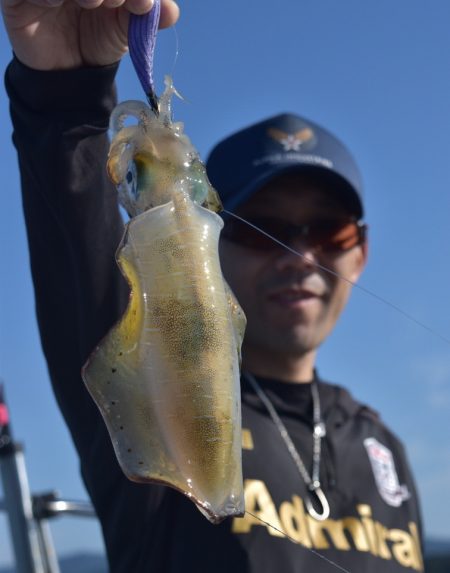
[170,24,180,79]
[222,209,450,347]
[245,511,353,573]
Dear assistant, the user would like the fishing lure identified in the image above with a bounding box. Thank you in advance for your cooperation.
[82,3,246,523]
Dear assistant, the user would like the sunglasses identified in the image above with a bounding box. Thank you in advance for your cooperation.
[221,216,367,253]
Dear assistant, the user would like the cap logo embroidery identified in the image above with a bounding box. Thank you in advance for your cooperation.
[267,127,316,152]
[364,437,410,507]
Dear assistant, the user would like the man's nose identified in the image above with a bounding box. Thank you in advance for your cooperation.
[273,237,319,272]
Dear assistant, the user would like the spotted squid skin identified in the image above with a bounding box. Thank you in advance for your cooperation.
[82,106,246,520]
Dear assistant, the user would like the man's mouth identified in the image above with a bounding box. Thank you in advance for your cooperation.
[267,287,322,306]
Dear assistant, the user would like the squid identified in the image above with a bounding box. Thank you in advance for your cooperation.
[82,77,246,523]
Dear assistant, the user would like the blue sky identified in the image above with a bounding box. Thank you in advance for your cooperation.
[1,0,450,566]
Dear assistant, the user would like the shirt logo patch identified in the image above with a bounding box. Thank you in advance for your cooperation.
[364,437,410,507]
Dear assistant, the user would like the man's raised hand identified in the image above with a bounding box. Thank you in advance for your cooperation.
[1,0,179,70]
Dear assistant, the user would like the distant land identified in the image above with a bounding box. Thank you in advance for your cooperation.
[1,539,450,572]
[424,538,450,573]
[0,553,107,573]
[425,537,450,555]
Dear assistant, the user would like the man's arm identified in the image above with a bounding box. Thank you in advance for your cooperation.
[5,58,128,453]
[2,0,180,504]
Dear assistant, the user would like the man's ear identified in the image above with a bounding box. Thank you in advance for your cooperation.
[349,237,368,283]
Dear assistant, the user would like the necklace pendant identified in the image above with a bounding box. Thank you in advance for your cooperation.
[305,485,330,521]
[313,421,326,438]
[245,373,331,522]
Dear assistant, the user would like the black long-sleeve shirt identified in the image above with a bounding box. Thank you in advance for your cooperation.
[6,56,424,572]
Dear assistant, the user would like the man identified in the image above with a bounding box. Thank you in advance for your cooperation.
[3,0,423,571]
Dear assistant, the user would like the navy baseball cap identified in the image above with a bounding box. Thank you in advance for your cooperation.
[206,113,364,219]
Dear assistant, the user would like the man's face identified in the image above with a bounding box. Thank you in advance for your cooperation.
[219,172,367,366]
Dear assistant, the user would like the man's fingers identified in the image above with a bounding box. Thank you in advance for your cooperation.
[19,0,63,7]
[5,0,179,21]
[122,0,178,23]
[121,0,179,23]
[1,0,23,8]
[122,0,152,15]
[102,0,126,8]
[74,0,104,8]
[159,0,179,28]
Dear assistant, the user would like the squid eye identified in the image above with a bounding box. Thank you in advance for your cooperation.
[125,161,139,200]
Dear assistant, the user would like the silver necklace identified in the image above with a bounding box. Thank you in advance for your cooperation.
[245,372,330,521]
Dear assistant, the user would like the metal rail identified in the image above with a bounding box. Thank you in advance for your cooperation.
[0,384,98,573]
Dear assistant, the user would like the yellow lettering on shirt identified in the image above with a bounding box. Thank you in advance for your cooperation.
[241,428,254,450]
[357,504,378,555]
[231,479,424,570]
[389,528,422,571]
[232,479,284,537]
[409,522,424,572]
[307,515,362,551]
[279,495,312,547]
[374,521,393,560]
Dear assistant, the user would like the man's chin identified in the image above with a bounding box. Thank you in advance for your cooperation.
[253,329,320,357]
